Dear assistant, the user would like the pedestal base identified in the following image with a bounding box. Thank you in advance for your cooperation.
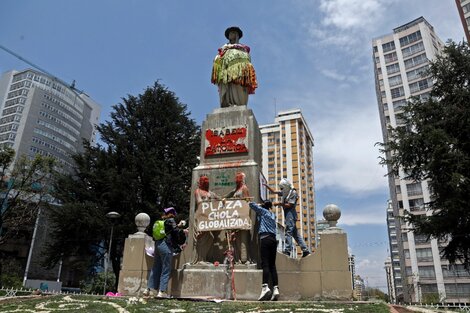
[170,264,262,300]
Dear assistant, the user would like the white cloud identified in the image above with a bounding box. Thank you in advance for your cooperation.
[319,0,384,30]
[306,0,394,51]
[355,254,389,290]
[339,207,386,226]
[312,104,388,194]
[320,68,360,83]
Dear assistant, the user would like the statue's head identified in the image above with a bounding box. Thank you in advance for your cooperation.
[235,172,246,187]
[225,26,243,42]
[198,175,210,191]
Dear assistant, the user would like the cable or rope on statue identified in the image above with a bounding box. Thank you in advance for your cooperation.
[224,231,237,300]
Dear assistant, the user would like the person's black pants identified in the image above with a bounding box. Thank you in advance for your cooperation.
[260,235,278,286]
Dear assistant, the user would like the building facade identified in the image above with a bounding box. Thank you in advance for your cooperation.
[348,254,356,291]
[385,200,402,302]
[0,68,101,286]
[373,17,470,303]
[353,275,365,301]
[384,257,396,303]
[0,69,100,173]
[260,109,316,255]
[456,0,470,43]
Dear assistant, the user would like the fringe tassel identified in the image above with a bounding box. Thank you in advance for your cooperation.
[211,58,258,93]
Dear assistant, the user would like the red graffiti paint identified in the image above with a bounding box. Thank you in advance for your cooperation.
[205,127,248,156]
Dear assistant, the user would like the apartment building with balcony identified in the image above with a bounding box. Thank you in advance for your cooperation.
[373,17,470,303]
[259,109,316,255]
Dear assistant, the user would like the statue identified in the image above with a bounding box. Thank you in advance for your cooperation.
[224,172,252,263]
[192,175,221,263]
[211,26,258,108]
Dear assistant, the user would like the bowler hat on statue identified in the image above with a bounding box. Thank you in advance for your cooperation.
[225,26,243,39]
[164,207,177,215]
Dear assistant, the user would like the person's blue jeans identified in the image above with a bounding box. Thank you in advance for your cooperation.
[284,210,308,253]
[148,239,173,292]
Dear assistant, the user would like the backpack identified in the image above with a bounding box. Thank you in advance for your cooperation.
[152,220,166,240]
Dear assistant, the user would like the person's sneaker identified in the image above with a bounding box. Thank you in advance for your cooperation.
[156,290,170,298]
[142,288,156,297]
[271,286,279,301]
[302,250,311,258]
[282,250,290,257]
[258,284,272,301]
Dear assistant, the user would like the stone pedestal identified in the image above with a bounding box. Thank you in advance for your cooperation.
[185,106,263,265]
[276,229,352,300]
[117,233,153,296]
[117,104,353,300]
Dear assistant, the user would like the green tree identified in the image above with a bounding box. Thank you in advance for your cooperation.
[45,81,200,288]
[0,148,57,285]
[379,41,470,268]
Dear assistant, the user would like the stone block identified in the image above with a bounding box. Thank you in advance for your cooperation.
[233,269,262,300]
[320,232,349,271]
[175,267,229,299]
[118,269,150,296]
[321,270,353,300]
[121,235,153,271]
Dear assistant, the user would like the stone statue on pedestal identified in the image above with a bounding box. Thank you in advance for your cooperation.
[224,172,252,263]
[211,26,258,108]
[191,175,221,263]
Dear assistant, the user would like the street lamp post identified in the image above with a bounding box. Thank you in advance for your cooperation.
[103,211,120,295]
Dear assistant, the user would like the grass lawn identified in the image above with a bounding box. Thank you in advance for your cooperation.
[0,295,391,313]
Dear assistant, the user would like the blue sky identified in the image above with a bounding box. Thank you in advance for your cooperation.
[0,0,464,290]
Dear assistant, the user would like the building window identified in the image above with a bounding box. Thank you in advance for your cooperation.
[404,53,428,69]
[416,248,433,262]
[421,284,438,295]
[388,74,402,87]
[409,198,424,211]
[382,41,396,53]
[463,3,470,13]
[414,234,430,244]
[391,86,405,99]
[386,63,400,75]
[406,65,429,81]
[407,182,423,196]
[401,41,425,58]
[393,99,406,111]
[395,185,401,194]
[399,30,422,47]
[409,78,432,93]
[384,52,398,64]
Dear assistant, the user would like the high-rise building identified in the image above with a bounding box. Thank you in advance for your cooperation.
[455,0,470,42]
[385,200,402,302]
[349,254,356,290]
[373,17,470,304]
[0,69,100,173]
[384,257,397,304]
[260,109,316,254]
[353,275,365,301]
[0,68,101,286]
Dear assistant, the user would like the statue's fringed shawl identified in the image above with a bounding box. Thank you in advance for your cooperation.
[211,43,258,94]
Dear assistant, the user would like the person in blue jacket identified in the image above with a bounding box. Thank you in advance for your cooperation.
[249,200,279,301]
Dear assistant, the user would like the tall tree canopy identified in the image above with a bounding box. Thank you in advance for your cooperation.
[45,82,200,286]
[0,148,56,245]
[379,41,470,267]
[0,148,56,286]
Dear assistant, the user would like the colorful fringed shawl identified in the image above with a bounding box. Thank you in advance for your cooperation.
[211,43,258,94]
